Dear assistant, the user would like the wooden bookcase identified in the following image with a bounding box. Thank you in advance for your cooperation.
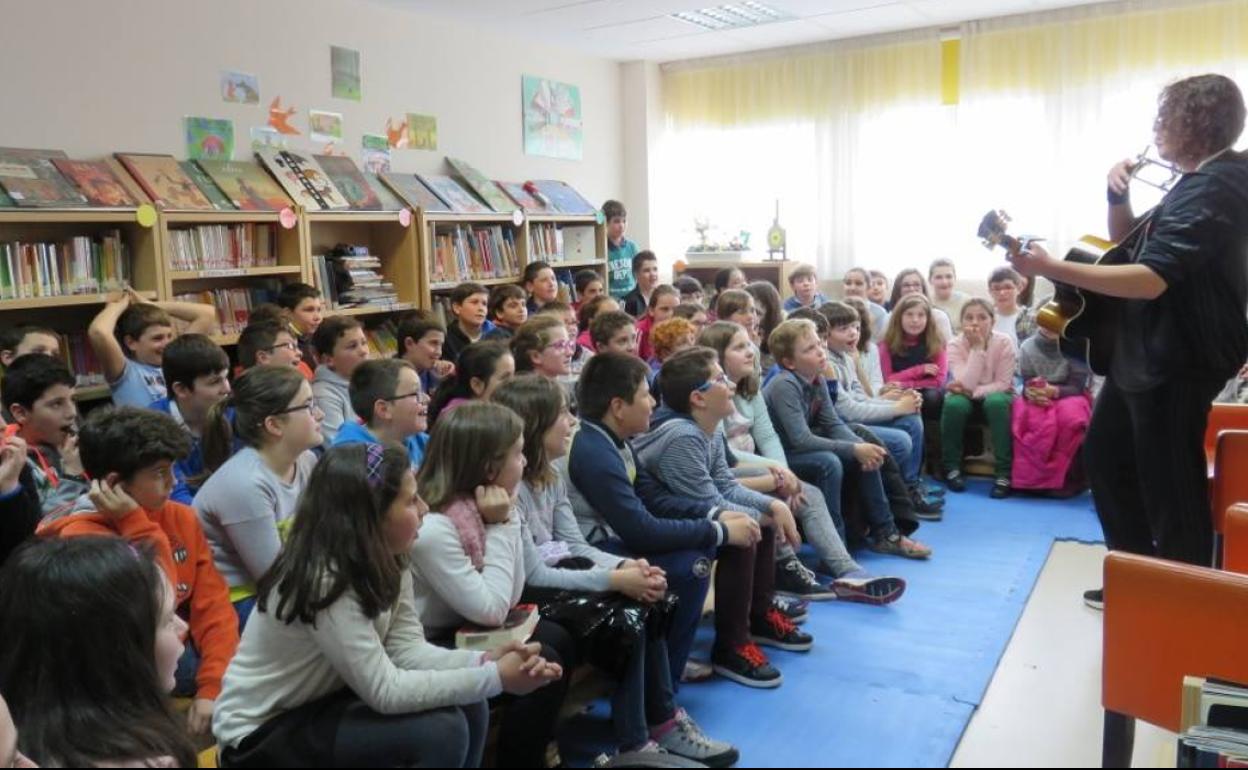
[0,208,162,401]
[526,213,608,300]
[303,209,418,317]
[675,258,799,301]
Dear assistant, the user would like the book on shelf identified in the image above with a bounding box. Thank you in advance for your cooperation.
[115,153,215,210]
[365,173,410,212]
[197,160,293,212]
[166,223,277,272]
[497,181,549,213]
[380,173,449,213]
[174,283,282,335]
[312,243,400,309]
[255,149,350,211]
[364,322,399,358]
[554,268,579,304]
[445,157,518,214]
[528,223,598,264]
[417,174,490,214]
[0,230,129,300]
[50,160,138,207]
[180,161,236,211]
[0,187,13,207]
[0,147,89,208]
[315,155,382,211]
[428,224,519,285]
[454,604,539,652]
[529,180,596,215]
[62,332,106,388]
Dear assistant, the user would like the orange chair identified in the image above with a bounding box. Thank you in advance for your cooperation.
[1102,552,1248,766]
[1224,503,1248,574]
[1211,430,1248,537]
[1205,403,1248,475]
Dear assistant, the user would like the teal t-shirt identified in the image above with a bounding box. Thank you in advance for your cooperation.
[608,238,639,299]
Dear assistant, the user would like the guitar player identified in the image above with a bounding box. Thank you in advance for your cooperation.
[1011,74,1248,608]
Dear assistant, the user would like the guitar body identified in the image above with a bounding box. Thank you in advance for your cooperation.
[1035,236,1127,376]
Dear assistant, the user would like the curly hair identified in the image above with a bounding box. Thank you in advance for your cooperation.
[79,406,193,480]
[650,317,698,363]
[1156,74,1246,165]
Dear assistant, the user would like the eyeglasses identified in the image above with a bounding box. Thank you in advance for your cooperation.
[545,339,577,354]
[273,398,322,417]
[267,341,300,353]
[694,372,732,393]
[386,390,431,405]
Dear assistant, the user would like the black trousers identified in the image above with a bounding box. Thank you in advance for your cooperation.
[1084,377,1224,567]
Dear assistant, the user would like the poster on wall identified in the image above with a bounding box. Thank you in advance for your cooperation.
[406,114,438,150]
[522,75,583,161]
[362,134,391,174]
[185,117,235,160]
[309,110,344,145]
[220,71,260,105]
[331,46,362,101]
[250,126,288,152]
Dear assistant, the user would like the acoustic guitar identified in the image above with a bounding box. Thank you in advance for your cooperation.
[977,209,1154,376]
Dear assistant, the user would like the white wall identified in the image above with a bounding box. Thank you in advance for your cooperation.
[620,61,663,250]
[0,0,625,205]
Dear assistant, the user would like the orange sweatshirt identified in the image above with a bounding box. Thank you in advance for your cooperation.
[37,499,239,699]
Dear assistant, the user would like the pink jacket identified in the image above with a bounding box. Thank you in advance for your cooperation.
[879,336,948,389]
[947,332,1016,399]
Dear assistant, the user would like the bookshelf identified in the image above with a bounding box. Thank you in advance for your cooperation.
[675,258,799,301]
[0,207,162,396]
[160,209,305,338]
[416,211,523,310]
[303,209,419,320]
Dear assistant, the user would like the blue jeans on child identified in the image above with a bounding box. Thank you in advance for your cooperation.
[865,414,924,486]
[788,450,899,542]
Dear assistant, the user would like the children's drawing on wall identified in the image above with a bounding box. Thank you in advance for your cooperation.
[220,71,259,105]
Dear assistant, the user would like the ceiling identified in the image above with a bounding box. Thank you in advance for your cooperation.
[371,0,1120,63]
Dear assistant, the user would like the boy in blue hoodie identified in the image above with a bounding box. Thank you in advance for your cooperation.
[631,347,817,688]
[332,358,429,468]
[150,334,233,505]
[564,352,768,686]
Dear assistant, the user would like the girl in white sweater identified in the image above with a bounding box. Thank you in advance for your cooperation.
[213,444,561,767]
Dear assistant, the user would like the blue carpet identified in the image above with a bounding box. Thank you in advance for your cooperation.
[560,479,1104,767]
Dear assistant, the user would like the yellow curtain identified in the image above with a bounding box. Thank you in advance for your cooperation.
[662,33,943,128]
[962,0,1248,95]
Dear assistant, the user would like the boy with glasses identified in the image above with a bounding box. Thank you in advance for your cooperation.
[333,359,430,468]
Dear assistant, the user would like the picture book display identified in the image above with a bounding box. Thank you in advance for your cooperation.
[379,173,450,213]
[365,173,408,211]
[497,181,549,213]
[446,157,517,213]
[179,161,236,211]
[530,180,596,215]
[197,160,292,212]
[417,174,489,214]
[0,148,89,208]
[50,160,138,207]
[116,153,214,210]
[255,149,349,211]
[314,155,381,211]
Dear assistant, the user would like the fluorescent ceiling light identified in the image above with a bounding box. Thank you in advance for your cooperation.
[670,2,793,30]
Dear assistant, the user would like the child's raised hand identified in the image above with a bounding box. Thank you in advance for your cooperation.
[60,433,83,477]
[0,435,27,494]
[89,478,140,519]
[475,485,512,524]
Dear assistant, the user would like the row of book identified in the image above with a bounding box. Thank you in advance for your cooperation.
[0,146,600,219]
[0,231,129,300]
[166,224,278,272]
[429,225,520,286]
[174,284,281,335]
[312,246,400,309]
[62,332,107,388]
[528,223,598,264]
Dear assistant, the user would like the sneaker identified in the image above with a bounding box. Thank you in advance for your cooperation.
[990,477,1012,499]
[869,533,933,560]
[909,486,944,521]
[1083,588,1104,610]
[775,556,837,601]
[711,643,783,689]
[772,594,809,624]
[831,570,907,606]
[593,742,689,769]
[945,470,967,492]
[750,607,815,652]
[681,659,715,684]
[653,709,740,768]
[925,482,947,497]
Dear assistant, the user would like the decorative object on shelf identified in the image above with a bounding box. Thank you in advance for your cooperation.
[255,149,350,211]
[115,153,213,211]
[52,160,138,208]
[767,199,787,261]
[0,148,88,208]
[693,217,710,249]
[446,157,517,214]
[522,75,583,161]
[315,155,382,211]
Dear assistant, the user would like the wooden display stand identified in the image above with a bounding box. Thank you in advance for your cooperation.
[675,257,798,300]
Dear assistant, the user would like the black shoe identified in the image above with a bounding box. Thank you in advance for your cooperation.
[750,607,815,652]
[990,477,1012,499]
[771,594,809,624]
[1083,588,1104,610]
[945,470,966,492]
[775,556,837,601]
[909,486,944,521]
[711,643,783,688]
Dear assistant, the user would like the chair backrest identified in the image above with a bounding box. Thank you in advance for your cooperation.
[1206,403,1248,469]
[1212,430,1248,534]
[1225,504,1248,575]
[1103,551,1248,731]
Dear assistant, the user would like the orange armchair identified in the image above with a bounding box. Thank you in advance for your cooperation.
[1225,503,1248,574]
[1212,430,1248,537]
[1206,403,1248,475]
[1102,551,1248,766]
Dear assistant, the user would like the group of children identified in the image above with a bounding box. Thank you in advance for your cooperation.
[0,197,1091,768]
